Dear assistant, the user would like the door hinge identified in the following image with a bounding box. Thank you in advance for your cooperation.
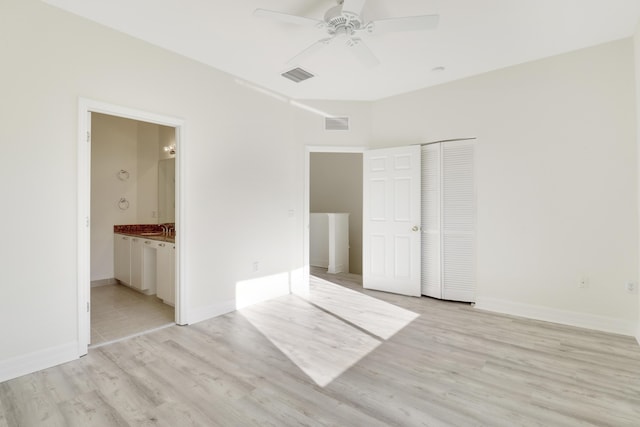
[86,216,89,227]
[86,302,90,313]
[86,131,91,143]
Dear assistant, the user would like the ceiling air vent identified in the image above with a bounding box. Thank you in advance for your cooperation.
[281,67,314,83]
[325,117,350,131]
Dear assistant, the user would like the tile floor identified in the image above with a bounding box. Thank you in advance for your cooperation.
[90,283,174,346]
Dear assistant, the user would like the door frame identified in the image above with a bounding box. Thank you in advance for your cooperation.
[303,146,365,292]
[77,98,187,356]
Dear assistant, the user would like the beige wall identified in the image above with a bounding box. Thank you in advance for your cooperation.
[290,99,371,281]
[310,153,363,274]
[292,100,373,148]
[0,0,301,376]
[373,39,639,333]
[635,22,640,343]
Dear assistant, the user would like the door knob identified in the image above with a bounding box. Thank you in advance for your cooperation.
[412,225,419,232]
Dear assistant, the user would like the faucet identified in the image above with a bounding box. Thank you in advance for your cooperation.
[160,224,169,235]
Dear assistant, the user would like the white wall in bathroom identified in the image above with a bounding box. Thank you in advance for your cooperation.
[159,126,176,161]
[136,122,160,224]
[90,113,139,282]
[91,116,169,282]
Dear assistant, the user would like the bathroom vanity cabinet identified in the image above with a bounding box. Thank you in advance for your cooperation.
[154,240,175,306]
[114,233,173,302]
[114,234,131,285]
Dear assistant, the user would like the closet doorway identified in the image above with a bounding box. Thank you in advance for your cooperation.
[310,151,363,275]
[304,147,365,292]
[361,139,477,301]
[304,140,476,302]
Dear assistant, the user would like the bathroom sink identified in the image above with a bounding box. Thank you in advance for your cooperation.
[140,232,163,236]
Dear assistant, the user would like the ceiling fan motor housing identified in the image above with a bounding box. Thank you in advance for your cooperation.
[324,5,363,35]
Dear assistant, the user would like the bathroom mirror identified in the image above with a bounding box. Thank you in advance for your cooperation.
[158,158,175,224]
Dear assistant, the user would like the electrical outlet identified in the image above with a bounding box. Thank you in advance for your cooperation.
[625,282,637,293]
[252,261,259,272]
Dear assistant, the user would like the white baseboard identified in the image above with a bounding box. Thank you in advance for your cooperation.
[187,299,236,325]
[291,266,309,298]
[310,259,329,269]
[0,341,78,383]
[474,297,636,337]
[328,263,346,274]
[187,275,295,325]
[91,278,117,287]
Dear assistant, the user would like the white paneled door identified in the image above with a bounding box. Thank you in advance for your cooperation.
[363,145,421,296]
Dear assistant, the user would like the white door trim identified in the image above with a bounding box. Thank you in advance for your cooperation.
[77,98,187,356]
[303,146,366,294]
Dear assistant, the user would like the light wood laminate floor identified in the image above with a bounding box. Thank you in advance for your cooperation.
[1,269,639,426]
[91,284,174,346]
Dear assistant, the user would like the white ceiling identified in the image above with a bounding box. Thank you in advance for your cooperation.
[43,0,640,101]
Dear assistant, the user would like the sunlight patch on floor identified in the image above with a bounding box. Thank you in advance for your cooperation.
[306,275,419,340]
[239,274,418,387]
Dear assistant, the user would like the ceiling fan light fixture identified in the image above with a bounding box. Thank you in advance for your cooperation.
[281,67,315,83]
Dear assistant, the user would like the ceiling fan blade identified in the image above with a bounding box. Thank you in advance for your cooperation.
[254,8,324,28]
[286,37,334,65]
[369,14,439,35]
[347,38,380,67]
[341,0,367,16]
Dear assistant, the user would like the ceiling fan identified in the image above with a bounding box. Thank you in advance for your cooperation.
[254,0,439,67]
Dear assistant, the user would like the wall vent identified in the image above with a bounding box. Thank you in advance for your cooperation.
[281,67,314,83]
[325,117,350,131]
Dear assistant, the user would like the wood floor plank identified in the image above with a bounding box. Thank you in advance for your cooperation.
[57,390,130,427]
[35,361,97,405]
[0,379,67,427]
[131,359,246,426]
[1,267,640,426]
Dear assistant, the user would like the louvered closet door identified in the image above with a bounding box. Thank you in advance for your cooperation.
[421,144,441,298]
[442,140,476,302]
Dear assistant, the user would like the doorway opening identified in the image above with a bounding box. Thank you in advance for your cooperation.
[77,98,186,356]
[90,113,175,346]
[305,147,364,290]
